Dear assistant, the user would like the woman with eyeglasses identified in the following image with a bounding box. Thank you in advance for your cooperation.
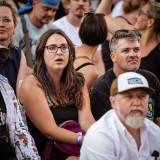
[97,0,160,82]
[19,28,95,159]
[74,12,107,93]
[0,0,27,97]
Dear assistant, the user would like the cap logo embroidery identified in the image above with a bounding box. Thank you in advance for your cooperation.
[128,78,143,84]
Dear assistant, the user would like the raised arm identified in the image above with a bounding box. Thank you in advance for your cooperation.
[96,0,134,35]
[96,0,113,15]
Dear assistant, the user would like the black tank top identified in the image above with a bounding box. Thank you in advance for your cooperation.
[27,96,78,153]
[0,45,21,94]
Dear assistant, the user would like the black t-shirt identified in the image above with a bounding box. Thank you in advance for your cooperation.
[0,91,11,159]
[0,46,21,94]
[102,40,113,72]
[140,43,160,82]
[91,68,160,121]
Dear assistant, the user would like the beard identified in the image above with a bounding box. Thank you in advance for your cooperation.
[75,7,85,19]
[116,100,145,129]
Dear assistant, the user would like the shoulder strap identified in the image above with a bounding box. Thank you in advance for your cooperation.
[20,15,33,68]
[116,16,132,25]
[75,62,94,71]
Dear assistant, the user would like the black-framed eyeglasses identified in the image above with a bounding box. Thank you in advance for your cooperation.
[114,29,140,38]
[84,12,105,17]
[45,44,70,53]
[138,10,152,18]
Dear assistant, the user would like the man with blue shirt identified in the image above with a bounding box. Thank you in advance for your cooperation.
[14,0,60,70]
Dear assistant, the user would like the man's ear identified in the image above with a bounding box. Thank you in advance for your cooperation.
[110,52,116,63]
[109,96,116,109]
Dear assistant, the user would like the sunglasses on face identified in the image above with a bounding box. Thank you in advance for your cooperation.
[138,10,150,17]
[138,9,155,19]
[114,29,140,38]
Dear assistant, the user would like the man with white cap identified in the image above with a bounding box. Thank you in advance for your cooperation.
[80,72,160,160]
[14,0,60,70]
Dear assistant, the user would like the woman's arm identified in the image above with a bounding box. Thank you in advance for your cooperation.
[78,84,96,132]
[16,51,27,97]
[19,76,85,145]
[96,0,134,35]
[96,0,113,15]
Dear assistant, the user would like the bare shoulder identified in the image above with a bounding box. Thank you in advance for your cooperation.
[81,65,99,79]
[21,75,40,90]
[19,75,44,102]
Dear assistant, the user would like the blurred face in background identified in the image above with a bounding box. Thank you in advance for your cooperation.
[68,0,91,19]
[33,0,58,25]
[0,6,16,45]
[134,4,151,32]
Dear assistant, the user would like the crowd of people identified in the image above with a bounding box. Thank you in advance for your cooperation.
[0,0,160,159]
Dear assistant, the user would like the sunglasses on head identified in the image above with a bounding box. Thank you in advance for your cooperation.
[84,12,105,17]
[114,29,140,37]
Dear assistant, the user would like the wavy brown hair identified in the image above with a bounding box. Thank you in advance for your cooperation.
[123,0,149,14]
[34,29,85,109]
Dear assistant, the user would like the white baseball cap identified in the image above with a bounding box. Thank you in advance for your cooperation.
[110,72,155,96]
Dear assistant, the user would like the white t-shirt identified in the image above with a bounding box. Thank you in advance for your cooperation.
[53,16,81,47]
[111,1,123,18]
[53,16,101,50]
[80,109,160,160]
[13,14,57,61]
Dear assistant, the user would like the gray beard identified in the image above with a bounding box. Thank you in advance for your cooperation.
[116,100,145,129]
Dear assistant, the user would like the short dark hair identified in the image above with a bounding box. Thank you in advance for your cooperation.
[79,12,107,46]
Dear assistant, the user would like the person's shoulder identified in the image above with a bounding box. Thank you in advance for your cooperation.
[94,68,115,87]
[47,22,58,29]
[144,118,160,135]
[137,69,159,82]
[88,110,115,133]
[21,75,40,91]
[79,63,98,77]
[53,16,67,25]
[138,69,156,77]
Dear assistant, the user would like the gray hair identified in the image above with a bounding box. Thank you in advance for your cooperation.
[109,30,141,52]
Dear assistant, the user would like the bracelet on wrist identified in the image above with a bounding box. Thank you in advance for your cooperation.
[77,135,83,146]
